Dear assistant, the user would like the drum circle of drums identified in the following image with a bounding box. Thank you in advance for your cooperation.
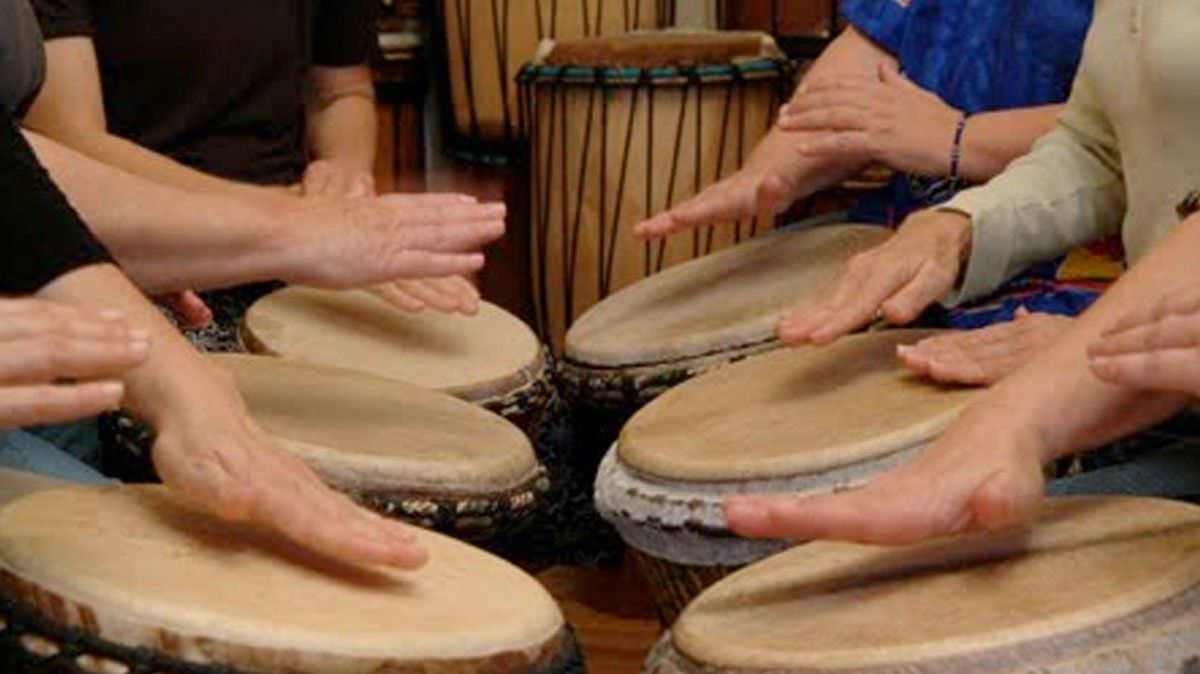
[519,31,792,353]
[241,287,557,440]
[647,497,1200,674]
[594,330,978,625]
[0,482,582,674]
[437,0,678,164]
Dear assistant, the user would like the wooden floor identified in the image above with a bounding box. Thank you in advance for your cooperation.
[536,559,665,674]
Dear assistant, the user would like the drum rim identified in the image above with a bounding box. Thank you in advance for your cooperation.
[671,497,1200,671]
[0,487,572,670]
[240,289,547,403]
[0,581,585,674]
[518,57,788,86]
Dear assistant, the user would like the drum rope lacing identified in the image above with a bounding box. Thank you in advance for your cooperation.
[521,55,789,344]
[0,588,589,674]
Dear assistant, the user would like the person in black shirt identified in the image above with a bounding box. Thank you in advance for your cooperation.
[24,0,487,348]
[0,106,429,569]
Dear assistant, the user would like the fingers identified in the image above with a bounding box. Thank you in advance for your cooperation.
[1093,313,1200,358]
[163,290,214,329]
[387,192,478,206]
[378,278,474,314]
[794,132,874,160]
[390,219,506,255]
[1089,349,1200,394]
[775,253,913,345]
[1105,287,1200,335]
[0,334,149,386]
[377,199,506,227]
[375,251,487,279]
[369,283,427,313]
[879,261,957,324]
[0,298,135,342]
[0,381,125,430]
[634,171,780,240]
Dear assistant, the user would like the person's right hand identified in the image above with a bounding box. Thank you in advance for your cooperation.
[282,192,505,310]
[0,298,148,429]
[776,209,972,345]
[148,359,428,569]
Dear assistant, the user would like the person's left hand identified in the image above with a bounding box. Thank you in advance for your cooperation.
[724,402,1047,545]
[898,308,1075,385]
[776,62,962,177]
[159,290,214,328]
[301,160,376,200]
[1088,286,1200,395]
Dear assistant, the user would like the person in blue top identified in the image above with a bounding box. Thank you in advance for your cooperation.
[637,0,1101,386]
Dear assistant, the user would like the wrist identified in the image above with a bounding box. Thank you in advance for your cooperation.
[908,208,973,264]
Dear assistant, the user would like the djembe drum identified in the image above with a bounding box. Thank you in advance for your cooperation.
[648,497,1200,674]
[520,31,791,352]
[594,330,977,625]
[242,287,555,437]
[108,355,548,541]
[438,0,675,162]
[561,224,889,416]
[0,485,582,674]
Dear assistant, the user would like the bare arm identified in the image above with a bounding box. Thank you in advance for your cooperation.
[959,105,1065,181]
[306,65,377,174]
[727,215,1200,545]
[26,129,501,298]
[23,37,294,202]
[635,26,896,238]
[37,264,427,567]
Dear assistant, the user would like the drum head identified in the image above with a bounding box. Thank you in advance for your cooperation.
[0,486,566,671]
[565,225,889,368]
[617,330,974,482]
[242,288,543,401]
[674,497,1200,670]
[214,354,538,494]
[0,468,63,507]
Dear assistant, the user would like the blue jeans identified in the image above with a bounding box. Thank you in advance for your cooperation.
[1049,440,1200,499]
[0,420,114,484]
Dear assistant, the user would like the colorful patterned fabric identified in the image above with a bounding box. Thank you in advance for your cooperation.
[835,0,1117,324]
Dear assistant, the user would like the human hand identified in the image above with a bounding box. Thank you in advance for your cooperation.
[776,209,971,345]
[301,160,376,200]
[159,290,214,329]
[1088,286,1200,396]
[370,276,481,315]
[149,361,427,568]
[778,62,962,178]
[724,404,1047,545]
[898,308,1075,385]
[281,192,505,291]
[0,298,148,429]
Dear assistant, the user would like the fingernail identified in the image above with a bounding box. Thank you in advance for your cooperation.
[129,338,151,356]
[98,381,125,400]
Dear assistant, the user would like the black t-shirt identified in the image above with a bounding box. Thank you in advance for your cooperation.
[0,0,46,117]
[0,108,112,293]
[33,0,379,185]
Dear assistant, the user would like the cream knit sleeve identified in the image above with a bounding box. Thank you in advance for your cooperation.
[940,69,1126,305]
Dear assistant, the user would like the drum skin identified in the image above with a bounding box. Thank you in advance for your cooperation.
[652,497,1200,674]
[523,32,790,353]
[0,486,576,674]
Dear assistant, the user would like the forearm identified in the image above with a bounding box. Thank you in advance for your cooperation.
[978,217,1200,460]
[26,130,300,294]
[37,265,222,427]
[307,93,377,173]
[958,105,1065,182]
[755,26,896,197]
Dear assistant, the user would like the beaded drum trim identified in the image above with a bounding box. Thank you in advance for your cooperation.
[97,414,551,542]
[0,586,586,674]
[558,338,780,413]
